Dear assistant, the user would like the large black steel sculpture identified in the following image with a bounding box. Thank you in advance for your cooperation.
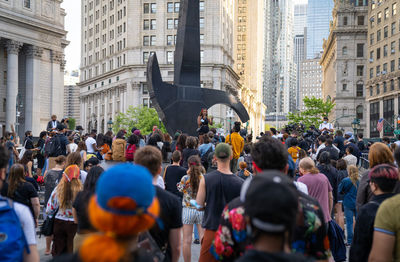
[146,0,249,135]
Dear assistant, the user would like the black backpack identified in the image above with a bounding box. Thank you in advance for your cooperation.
[48,136,63,157]
[201,145,214,170]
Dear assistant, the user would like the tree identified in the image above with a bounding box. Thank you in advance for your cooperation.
[113,106,166,135]
[288,96,335,128]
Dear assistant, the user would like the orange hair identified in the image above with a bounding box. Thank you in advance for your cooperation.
[368,142,394,168]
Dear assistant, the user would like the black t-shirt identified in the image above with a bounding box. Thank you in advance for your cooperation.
[236,250,313,262]
[73,191,94,233]
[24,138,34,150]
[10,181,38,217]
[149,186,182,262]
[164,165,186,198]
[203,170,243,231]
[182,148,200,169]
[333,136,345,152]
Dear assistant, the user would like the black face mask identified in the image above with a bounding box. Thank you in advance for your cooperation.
[29,136,33,139]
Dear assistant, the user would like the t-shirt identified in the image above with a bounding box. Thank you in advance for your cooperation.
[333,136,345,152]
[236,250,313,262]
[203,170,243,231]
[10,181,38,219]
[67,143,78,153]
[44,170,63,205]
[164,165,186,198]
[85,137,97,153]
[374,194,400,261]
[319,122,333,131]
[177,174,204,208]
[13,201,37,245]
[344,154,357,166]
[150,186,182,262]
[72,191,94,233]
[298,173,332,223]
[24,138,34,150]
[199,143,215,157]
[182,148,200,169]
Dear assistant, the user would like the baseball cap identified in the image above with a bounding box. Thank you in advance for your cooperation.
[214,143,232,159]
[244,171,298,233]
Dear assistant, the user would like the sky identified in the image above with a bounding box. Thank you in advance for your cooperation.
[61,0,308,73]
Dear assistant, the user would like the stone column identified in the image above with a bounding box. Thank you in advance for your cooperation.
[104,92,108,132]
[112,90,116,120]
[25,45,43,135]
[80,97,85,130]
[132,82,141,107]
[5,40,22,132]
[97,94,101,132]
[50,51,64,118]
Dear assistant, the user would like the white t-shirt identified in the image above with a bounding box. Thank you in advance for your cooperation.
[156,175,165,189]
[80,170,88,184]
[319,122,333,131]
[67,143,78,153]
[294,181,309,195]
[85,137,97,153]
[14,202,37,245]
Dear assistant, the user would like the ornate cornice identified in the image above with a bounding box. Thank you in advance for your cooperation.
[51,51,64,64]
[25,45,44,58]
[6,40,22,55]
[366,71,400,86]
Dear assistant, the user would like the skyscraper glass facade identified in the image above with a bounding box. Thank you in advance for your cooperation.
[306,0,334,59]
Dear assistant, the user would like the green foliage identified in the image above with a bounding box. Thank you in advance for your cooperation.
[68,118,76,130]
[112,106,166,135]
[288,96,335,128]
[209,116,223,130]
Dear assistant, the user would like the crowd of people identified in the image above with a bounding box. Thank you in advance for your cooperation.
[0,114,400,262]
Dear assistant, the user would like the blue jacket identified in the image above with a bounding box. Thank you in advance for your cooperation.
[339,177,358,209]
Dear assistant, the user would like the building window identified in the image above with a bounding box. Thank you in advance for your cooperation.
[384,45,388,57]
[394,3,398,16]
[356,105,364,119]
[150,19,156,30]
[357,43,364,57]
[174,2,180,12]
[200,50,204,63]
[167,51,174,64]
[343,16,348,25]
[384,63,388,73]
[143,36,149,46]
[377,29,381,41]
[391,60,396,72]
[377,65,381,75]
[358,16,364,25]
[143,52,149,64]
[357,83,364,97]
[151,3,157,13]
[167,35,174,45]
[369,86,373,96]
[392,41,396,54]
[370,102,380,138]
[378,11,382,23]
[370,33,374,45]
[167,19,173,29]
[383,99,394,136]
[342,46,348,55]
[385,8,389,20]
[392,22,396,35]
[384,26,389,38]
[144,3,149,13]
[370,68,374,78]
[150,36,156,46]
[143,19,149,30]
[376,83,380,94]
[370,50,374,61]
[391,79,395,90]
[199,1,205,12]
[342,83,347,91]
[357,65,364,76]
[24,0,30,8]
[200,34,204,44]
[174,19,179,29]
[167,2,173,13]
[200,17,204,28]
[384,81,387,92]
[377,47,381,59]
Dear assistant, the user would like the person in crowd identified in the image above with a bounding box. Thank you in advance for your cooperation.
[333,130,345,155]
[48,124,69,169]
[225,122,244,172]
[357,133,366,152]
[235,161,252,180]
[319,116,334,133]
[288,138,301,163]
[338,165,359,246]
[356,142,394,211]
[199,135,215,157]
[111,130,127,162]
[23,130,36,152]
[391,143,398,154]
[368,186,400,261]
[298,157,333,224]
[46,165,82,256]
[343,146,357,166]
[73,126,84,144]
[164,150,186,199]
[85,130,98,156]
[295,149,307,175]
[197,108,213,141]
[19,150,34,178]
[5,131,19,170]
[66,136,78,154]
[176,133,188,152]
[102,134,113,160]
[36,131,47,176]
[313,136,326,160]
[196,143,244,262]
[7,164,40,225]
[147,133,164,151]
[317,151,338,205]
[317,138,339,161]
[344,138,360,161]
[72,166,104,251]
[125,134,138,162]
[382,136,391,146]
[83,157,100,174]
[162,133,172,163]
[0,146,39,262]
[171,131,181,153]
[43,155,66,255]
[182,136,200,169]
[350,164,399,262]
[133,129,146,148]
[65,152,87,184]
[54,164,160,262]
[178,155,205,262]
[236,172,312,262]
[135,146,182,262]
[47,115,60,131]
[335,159,348,230]
[77,141,87,163]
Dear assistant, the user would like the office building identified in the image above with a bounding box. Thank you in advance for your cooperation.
[320,0,367,133]
[234,0,266,136]
[367,0,400,137]
[0,0,68,138]
[264,0,297,115]
[306,0,335,59]
[79,0,239,133]
[64,71,80,124]
[299,57,323,111]
[294,4,307,110]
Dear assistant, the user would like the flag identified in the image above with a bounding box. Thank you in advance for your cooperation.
[377,118,384,132]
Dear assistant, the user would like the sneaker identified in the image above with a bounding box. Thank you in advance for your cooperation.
[193,239,200,244]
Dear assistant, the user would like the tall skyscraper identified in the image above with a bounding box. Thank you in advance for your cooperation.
[79,0,239,133]
[306,0,334,59]
[294,4,307,110]
[264,0,296,115]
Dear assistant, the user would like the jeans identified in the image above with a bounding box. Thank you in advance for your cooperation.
[344,206,356,244]
[194,225,199,240]
[230,158,238,173]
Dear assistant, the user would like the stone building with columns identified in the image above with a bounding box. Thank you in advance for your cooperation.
[0,0,68,138]
[79,0,240,134]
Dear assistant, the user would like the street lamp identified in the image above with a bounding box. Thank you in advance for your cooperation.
[351,118,360,135]
[107,119,113,131]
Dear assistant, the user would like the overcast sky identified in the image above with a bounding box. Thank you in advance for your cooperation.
[61,0,308,73]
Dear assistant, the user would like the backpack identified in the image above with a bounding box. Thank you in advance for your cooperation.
[48,136,63,157]
[0,197,29,262]
[125,144,136,161]
[201,145,214,170]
